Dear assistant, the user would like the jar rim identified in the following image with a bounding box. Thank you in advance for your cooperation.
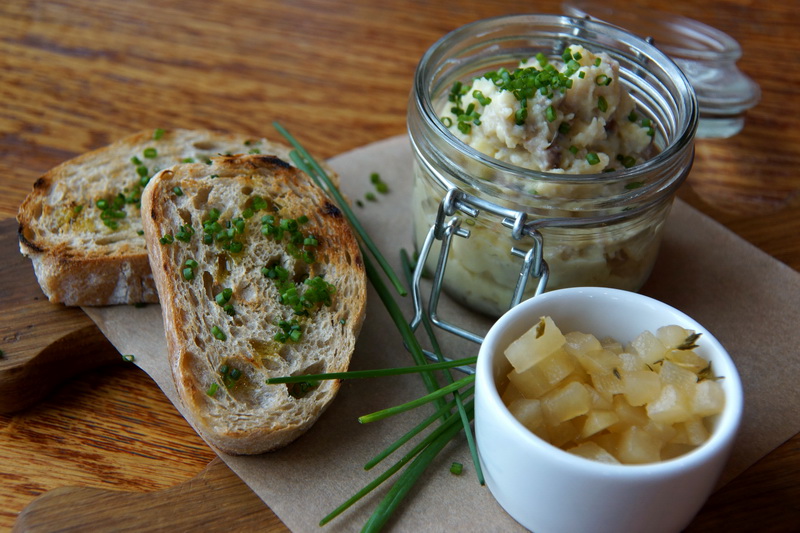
[413,13,698,192]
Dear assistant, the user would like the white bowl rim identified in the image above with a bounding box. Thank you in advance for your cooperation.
[477,286,744,478]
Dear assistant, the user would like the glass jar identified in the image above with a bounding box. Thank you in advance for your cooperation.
[408,14,698,319]
[562,0,760,139]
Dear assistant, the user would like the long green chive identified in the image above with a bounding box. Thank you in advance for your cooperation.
[319,402,472,527]
[358,403,475,532]
[363,390,472,471]
[273,122,407,297]
[400,249,483,485]
[358,376,474,424]
[266,356,477,384]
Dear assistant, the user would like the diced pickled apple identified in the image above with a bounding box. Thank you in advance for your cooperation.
[665,349,709,373]
[594,432,620,457]
[659,360,699,397]
[591,370,625,401]
[542,381,591,425]
[568,441,621,464]
[600,337,624,355]
[617,426,662,464]
[505,316,565,373]
[581,409,620,438]
[642,419,677,443]
[629,330,667,365]
[691,379,725,417]
[588,385,613,410]
[670,422,690,445]
[656,325,692,349]
[619,352,647,372]
[661,442,695,461]
[564,331,602,357]
[501,380,524,405]
[682,417,710,446]
[508,365,553,399]
[508,398,545,432]
[575,349,622,376]
[610,395,649,430]
[541,348,578,384]
[646,384,691,425]
[547,419,581,447]
[622,370,662,406]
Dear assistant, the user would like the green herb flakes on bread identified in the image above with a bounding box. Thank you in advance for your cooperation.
[141,154,367,454]
[17,129,305,306]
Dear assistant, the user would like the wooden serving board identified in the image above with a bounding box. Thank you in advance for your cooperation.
[0,218,284,531]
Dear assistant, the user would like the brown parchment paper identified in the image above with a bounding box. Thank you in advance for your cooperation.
[85,135,800,532]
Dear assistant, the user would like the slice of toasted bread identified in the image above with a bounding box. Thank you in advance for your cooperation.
[17,129,308,306]
[141,154,366,454]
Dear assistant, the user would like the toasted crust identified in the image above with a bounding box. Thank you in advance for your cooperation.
[141,154,366,454]
[17,129,318,306]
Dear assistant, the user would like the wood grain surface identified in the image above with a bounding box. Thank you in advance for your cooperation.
[1,0,798,531]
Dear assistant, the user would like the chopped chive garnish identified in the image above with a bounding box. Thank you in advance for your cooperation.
[586,152,601,165]
[211,326,226,341]
[173,186,183,196]
[274,122,407,296]
[206,383,219,396]
[545,105,556,123]
[450,462,463,475]
[153,128,165,140]
[159,234,174,245]
[122,354,135,363]
[143,147,157,159]
[569,145,578,155]
[598,95,608,113]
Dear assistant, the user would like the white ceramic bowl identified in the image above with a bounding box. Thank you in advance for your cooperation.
[475,287,743,533]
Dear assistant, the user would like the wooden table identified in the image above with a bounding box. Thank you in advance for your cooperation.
[1,0,798,530]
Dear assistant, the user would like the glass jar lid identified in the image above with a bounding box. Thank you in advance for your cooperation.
[562,0,760,138]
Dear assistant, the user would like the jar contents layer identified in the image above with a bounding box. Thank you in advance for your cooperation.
[440,45,656,178]
[412,44,677,317]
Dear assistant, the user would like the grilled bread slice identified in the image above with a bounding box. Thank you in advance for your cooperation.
[17,129,305,306]
[141,154,366,454]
